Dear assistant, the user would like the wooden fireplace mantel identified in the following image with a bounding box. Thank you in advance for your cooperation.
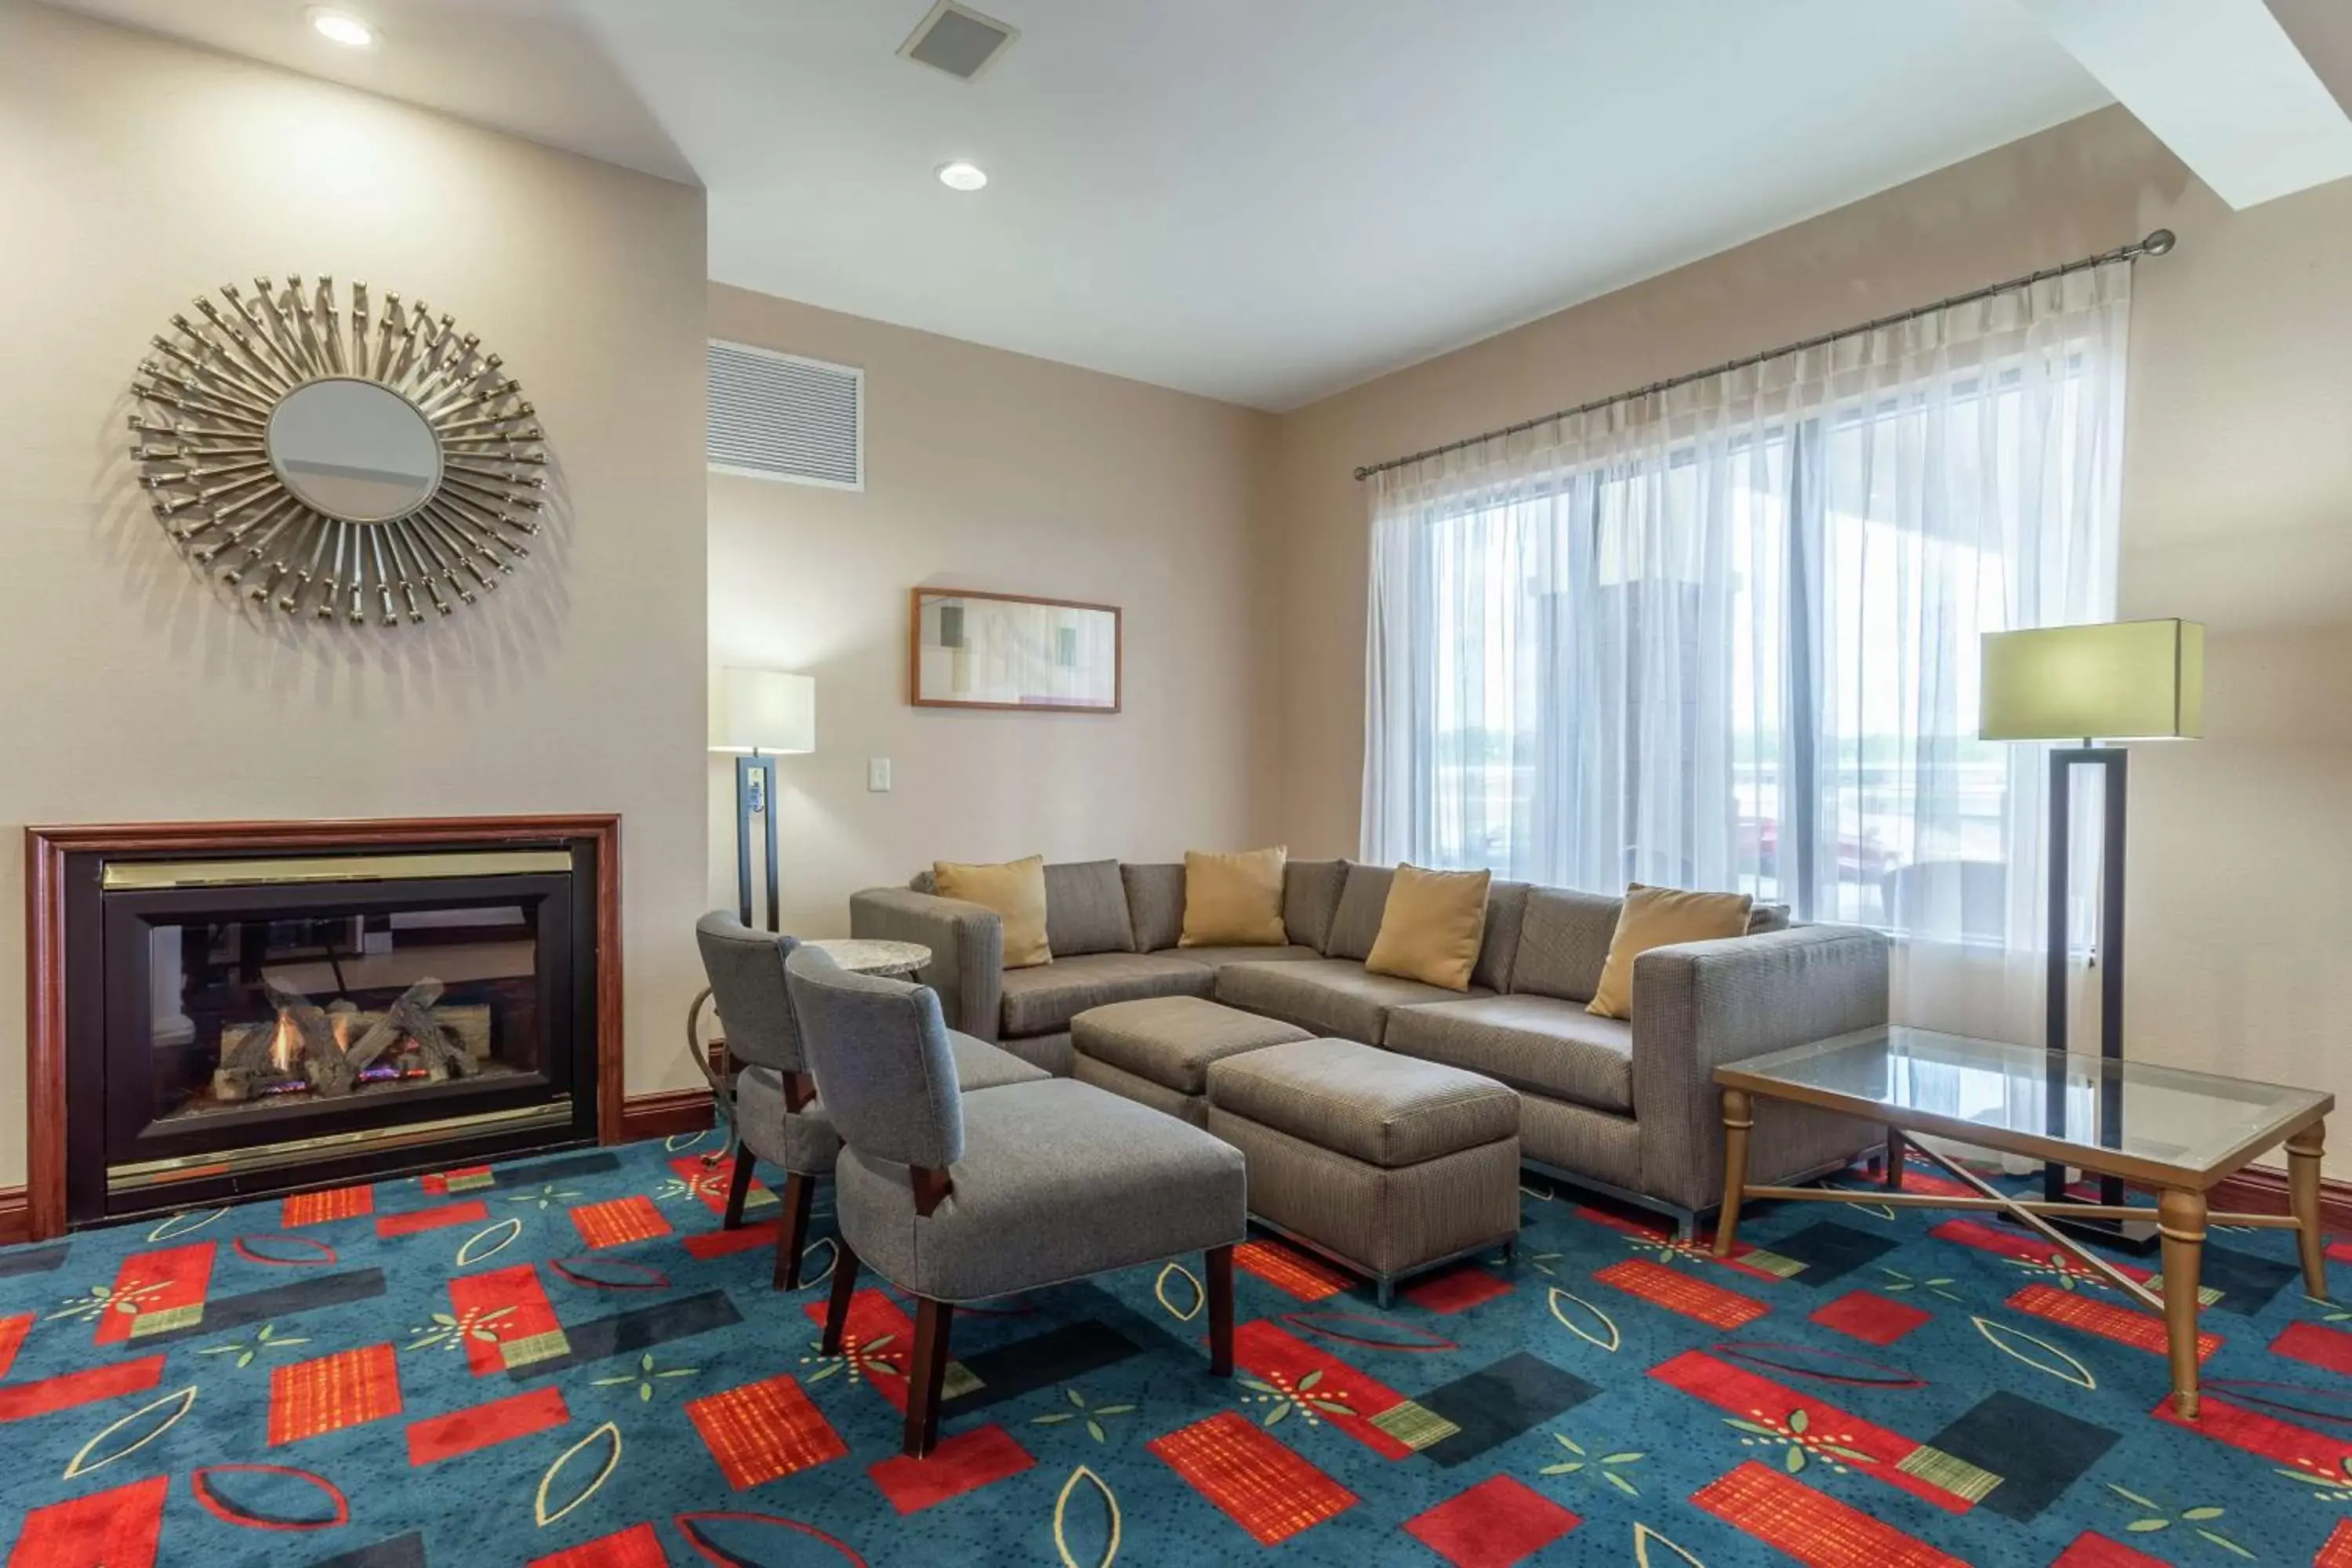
[23,814,625,1241]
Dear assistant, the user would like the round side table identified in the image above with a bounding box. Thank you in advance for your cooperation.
[804,938,932,978]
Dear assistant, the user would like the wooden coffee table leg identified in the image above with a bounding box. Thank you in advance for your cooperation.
[1714,1089,1752,1258]
[2158,1188,2208,1418]
[1885,1128,1904,1192]
[2290,1121,2329,1301]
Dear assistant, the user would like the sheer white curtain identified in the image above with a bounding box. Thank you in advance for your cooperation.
[1363,263,2131,1037]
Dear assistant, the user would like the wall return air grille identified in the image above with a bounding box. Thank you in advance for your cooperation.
[706,340,864,490]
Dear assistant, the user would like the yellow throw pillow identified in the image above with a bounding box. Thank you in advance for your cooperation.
[1587,883,1753,1019]
[1365,864,1492,991]
[934,856,1051,969]
[1179,847,1289,947]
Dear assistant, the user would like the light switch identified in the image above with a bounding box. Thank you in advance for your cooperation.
[868,757,892,793]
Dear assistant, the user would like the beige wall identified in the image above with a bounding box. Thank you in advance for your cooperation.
[705,286,1271,935]
[1265,105,2352,1173]
[0,2,713,1190]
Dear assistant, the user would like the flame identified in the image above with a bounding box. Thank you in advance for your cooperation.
[332,1011,351,1052]
[270,1011,300,1075]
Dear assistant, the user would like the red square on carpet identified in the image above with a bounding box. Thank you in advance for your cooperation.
[2053,1531,2173,1568]
[1403,1266,1514,1315]
[867,1423,1036,1514]
[269,1343,402,1445]
[6,1473,169,1568]
[570,1196,673,1250]
[1149,1410,1357,1544]
[1403,1475,1578,1568]
[528,1521,669,1568]
[687,1371,846,1487]
[283,1185,374,1226]
[1809,1289,1931,1345]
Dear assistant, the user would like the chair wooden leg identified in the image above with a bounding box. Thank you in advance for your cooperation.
[904,1297,953,1458]
[773,1172,817,1291]
[723,1148,758,1231]
[821,1241,860,1356]
[1207,1243,1234,1377]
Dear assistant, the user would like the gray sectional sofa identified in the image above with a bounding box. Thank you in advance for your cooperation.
[851,858,1887,1233]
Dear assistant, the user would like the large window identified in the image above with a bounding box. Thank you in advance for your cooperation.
[1364,266,2129,954]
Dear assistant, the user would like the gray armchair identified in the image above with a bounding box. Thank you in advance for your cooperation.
[691,913,1047,1291]
[786,946,1247,1458]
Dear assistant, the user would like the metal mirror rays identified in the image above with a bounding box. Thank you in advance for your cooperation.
[131,276,546,623]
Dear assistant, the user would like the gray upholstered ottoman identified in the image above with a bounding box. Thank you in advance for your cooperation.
[1071,996,1313,1126]
[1206,1037,1520,1304]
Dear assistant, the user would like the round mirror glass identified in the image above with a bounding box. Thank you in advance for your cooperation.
[265,377,441,523]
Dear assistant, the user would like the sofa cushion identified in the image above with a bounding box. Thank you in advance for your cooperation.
[1121,863,1185,952]
[1475,881,1531,992]
[1749,903,1791,935]
[1213,956,1490,1045]
[1044,859,1137,956]
[1165,943,1323,969]
[1324,864,1396,960]
[998,952,1214,1036]
[1366,864,1491,991]
[1072,996,1312,1094]
[1509,887,1623,1002]
[1588,884,1752,1019]
[1283,858,1350,952]
[1204,1037,1519,1167]
[1180,847,1290,947]
[1384,994,1635,1114]
[935,855,1051,968]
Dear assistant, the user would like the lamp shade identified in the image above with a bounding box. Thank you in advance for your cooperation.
[1979,619,2203,742]
[710,668,815,754]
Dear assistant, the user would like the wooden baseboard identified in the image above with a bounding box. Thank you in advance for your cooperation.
[0,1186,26,1247]
[617,1087,714,1142]
[2198,1164,2352,1236]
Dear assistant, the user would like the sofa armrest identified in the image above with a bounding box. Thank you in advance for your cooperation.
[1628,925,1890,1212]
[848,888,1004,1040]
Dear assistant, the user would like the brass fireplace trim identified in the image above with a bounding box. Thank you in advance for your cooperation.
[108,1100,575,1193]
[102,848,572,891]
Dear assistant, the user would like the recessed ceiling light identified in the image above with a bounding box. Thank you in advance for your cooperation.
[307,9,376,48]
[935,161,988,192]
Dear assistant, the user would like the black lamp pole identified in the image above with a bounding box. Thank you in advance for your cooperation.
[2042,742,2153,1250]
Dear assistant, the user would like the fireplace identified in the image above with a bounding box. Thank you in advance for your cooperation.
[27,818,620,1235]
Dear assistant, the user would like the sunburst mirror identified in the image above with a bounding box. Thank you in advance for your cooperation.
[131,276,546,623]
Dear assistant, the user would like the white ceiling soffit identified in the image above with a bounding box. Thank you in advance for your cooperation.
[2016,0,2352,211]
[44,0,2114,409]
[38,0,695,183]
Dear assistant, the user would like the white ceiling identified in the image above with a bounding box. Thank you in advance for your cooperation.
[47,0,2122,408]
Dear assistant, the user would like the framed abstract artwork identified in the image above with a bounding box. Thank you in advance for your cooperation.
[908,587,1122,713]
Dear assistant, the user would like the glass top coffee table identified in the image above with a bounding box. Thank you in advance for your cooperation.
[1712,1025,2333,1418]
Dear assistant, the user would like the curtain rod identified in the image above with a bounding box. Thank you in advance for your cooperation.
[1352,229,2176,482]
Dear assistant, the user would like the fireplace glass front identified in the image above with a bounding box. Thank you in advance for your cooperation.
[146,906,543,1126]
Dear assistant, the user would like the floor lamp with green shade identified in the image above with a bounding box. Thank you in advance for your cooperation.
[709,668,816,932]
[1979,618,2203,1243]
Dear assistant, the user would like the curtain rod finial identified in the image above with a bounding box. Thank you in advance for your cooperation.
[2143,229,2176,256]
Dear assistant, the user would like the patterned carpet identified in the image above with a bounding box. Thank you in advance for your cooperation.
[3,1134,2350,1567]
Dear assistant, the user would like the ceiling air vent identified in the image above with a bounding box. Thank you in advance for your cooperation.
[706,340,863,491]
[898,1,1018,82]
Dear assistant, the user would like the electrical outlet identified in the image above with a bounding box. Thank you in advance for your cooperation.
[868,757,892,793]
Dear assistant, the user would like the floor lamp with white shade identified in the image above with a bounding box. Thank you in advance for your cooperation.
[1980,618,2202,1245]
[710,668,816,931]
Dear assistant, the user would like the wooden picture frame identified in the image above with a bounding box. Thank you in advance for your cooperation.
[908,587,1123,713]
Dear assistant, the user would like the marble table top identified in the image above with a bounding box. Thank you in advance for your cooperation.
[804,937,932,978]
